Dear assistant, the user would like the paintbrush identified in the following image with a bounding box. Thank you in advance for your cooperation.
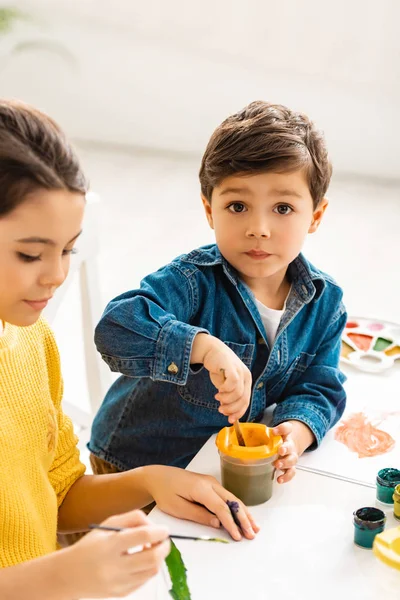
[233,420,246,446]
[88,524,229,543]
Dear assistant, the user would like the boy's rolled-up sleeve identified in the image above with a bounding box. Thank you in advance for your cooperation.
[271,305,347,448]
[95,265,208,385]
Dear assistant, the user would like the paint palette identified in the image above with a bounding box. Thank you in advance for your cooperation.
[341,317,400,373]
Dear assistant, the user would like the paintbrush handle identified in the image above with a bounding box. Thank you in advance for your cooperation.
[88,525,220,542]
[233,420,246,446]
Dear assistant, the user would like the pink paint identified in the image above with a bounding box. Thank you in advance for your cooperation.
[368,322,384,331]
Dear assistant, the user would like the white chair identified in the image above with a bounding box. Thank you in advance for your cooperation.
[44,192,112,432]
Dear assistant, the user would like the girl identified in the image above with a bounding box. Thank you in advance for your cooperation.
[0,99,258,600]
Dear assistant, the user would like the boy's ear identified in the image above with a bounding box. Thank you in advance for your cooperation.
[309,198,328,233]
[201,195,214,229]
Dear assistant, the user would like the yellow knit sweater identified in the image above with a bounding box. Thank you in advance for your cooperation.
[0,317,85,568]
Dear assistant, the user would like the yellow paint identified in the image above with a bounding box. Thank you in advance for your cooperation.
[341,341,354,358]
[373,526,400,571]
[216,423,282,459]
[385,345,400,357]
[394,484,400,521]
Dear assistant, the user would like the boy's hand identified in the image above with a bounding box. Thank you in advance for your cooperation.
[65,510,170,599]
[272,420,315,484]
[143,465,260,542]
[191,333,252,422]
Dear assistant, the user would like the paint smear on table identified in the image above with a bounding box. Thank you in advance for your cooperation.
[335,412,395,458]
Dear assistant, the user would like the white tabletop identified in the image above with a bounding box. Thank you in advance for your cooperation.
[93,433,398,600]
[86,362,400,600]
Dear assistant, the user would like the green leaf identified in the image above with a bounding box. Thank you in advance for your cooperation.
[165,540,192,600]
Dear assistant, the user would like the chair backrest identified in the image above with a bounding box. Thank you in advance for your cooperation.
[44,192,112,423]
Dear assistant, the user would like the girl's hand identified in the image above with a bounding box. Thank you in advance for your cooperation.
[66,510,170,599]
[143,466,260,542]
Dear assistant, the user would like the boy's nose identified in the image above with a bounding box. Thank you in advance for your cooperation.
[245,224,271,239]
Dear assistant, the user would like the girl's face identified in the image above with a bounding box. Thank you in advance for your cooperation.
[0,189,85,327]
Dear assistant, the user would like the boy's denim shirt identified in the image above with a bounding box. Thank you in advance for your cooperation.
[89,244,347,471]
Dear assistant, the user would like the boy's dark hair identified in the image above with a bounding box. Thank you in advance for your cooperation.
[199,101,332,209]
[0,99,88,217]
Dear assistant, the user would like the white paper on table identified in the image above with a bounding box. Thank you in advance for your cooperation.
[298,363,400,486]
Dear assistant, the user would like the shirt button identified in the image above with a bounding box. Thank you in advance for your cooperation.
[301,285,308,295]
[258,337,266,345]
[257,382,264,389]
[167,362,179,374]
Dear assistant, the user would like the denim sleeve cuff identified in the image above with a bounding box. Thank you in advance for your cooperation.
[153,320,209,385]
[271,400,330,448]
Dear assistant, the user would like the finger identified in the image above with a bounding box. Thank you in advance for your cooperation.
[215,379,245,404]
[117,525,170,554]
[217,368,240,393]
[217,395,247,415]
[161,495,221,530]
[277,467,296,484]
[274,453,298,470]
[124,539,171,574]
[216,495,257,541]
[227,406,248,423]
[278,439,296,457]
[272,422,293,437]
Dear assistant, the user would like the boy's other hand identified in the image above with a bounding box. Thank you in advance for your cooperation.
[191,334,252,422]
[272,420,315,484]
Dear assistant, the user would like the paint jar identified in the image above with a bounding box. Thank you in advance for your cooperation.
[372,526,400,594]
[215,423,282,506]
[376,468,400,504]
[393,484,400,521]
[353,507,386,549]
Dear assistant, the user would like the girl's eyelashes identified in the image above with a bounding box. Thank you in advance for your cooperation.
[17,252,41,263]
[17,248,78,263]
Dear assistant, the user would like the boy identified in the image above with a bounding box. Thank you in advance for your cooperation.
[89,101,347,484]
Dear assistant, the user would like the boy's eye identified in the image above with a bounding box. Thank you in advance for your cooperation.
[274,204,293,215]
[228,202,246,213]
[17,252,41,263]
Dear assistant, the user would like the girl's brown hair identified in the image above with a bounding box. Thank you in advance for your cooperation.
[0,99,88,217]
[199,101,332,209]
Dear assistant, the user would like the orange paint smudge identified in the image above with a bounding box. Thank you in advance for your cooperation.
[335,412,395,458]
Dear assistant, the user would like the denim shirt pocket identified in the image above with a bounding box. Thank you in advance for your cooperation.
[177,341,255,409]
[268,351,316,400]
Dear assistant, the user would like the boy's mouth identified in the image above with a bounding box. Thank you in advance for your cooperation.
[245,249,271,259]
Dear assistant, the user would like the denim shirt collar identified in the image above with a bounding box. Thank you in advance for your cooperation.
[184,244,326,304]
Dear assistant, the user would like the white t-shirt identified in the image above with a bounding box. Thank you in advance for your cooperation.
[255,288,291,347]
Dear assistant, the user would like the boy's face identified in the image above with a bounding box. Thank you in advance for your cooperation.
[0,189,85,327]
[202,170,328,287]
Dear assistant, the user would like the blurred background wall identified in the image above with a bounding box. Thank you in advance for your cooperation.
[1,1,399,417]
